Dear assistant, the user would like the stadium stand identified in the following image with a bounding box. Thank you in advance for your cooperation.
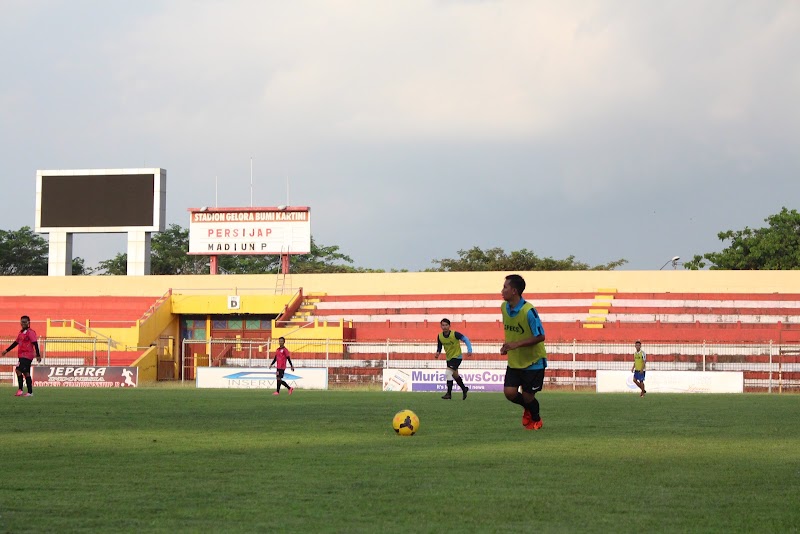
[306,292,800,343]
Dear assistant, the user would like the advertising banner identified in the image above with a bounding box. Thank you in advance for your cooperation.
[32,366,138,388]
[383,368,506,392]
[196,367,328,390]
[596,370,743,394]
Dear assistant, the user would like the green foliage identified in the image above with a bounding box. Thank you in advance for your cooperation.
[97,224,208,275]
[0,226,49,275]
[428,246,627,271]
[71,257,92,276]
[0,226,92,275]
[684,207,800,270]
[96,230,381,275]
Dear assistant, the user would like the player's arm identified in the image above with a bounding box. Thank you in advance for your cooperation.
[33,341,41,362]
[286,355,294,371]
[269,356,277,368]
[2,341,19,355]
[455,332,473,356]
[434,338,443,359]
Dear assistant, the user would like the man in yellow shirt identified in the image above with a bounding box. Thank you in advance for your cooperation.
[631,340,647,397]
[500,274,547,430]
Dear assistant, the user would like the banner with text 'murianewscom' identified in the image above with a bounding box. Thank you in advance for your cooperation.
[383,368,506,392]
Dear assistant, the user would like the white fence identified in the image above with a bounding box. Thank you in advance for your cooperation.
[0,337,105,382]
[181,338,800,392]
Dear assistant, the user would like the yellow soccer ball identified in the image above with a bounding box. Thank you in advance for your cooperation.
[392,409,420,436]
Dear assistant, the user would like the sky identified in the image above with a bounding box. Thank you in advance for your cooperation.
[1,0,799,272]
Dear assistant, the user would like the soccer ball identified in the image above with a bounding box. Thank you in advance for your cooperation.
[392,409,420,436]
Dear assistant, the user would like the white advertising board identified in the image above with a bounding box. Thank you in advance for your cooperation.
[383,368,507,392]
[196,367,328,390]
[596,371,743,394]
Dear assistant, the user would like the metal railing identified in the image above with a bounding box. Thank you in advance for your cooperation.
[0,337,103,381]
[180,338,800,392]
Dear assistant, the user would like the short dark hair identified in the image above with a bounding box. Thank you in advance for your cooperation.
[505,274,526,295]
[279,336,286,342]
[21,315,30,322]
[440,318,451,326]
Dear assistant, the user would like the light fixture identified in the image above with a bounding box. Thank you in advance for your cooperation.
[660,256,681,270]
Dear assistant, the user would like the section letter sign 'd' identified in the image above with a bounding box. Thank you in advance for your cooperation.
[187,207,311,255]
[33,366,139,387]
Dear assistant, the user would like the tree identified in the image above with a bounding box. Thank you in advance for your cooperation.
[0,226,91,275]
[684,207,800,270]
[428,246,627,271]
[97,224,208,275]
[96,228,381,275]
[71,257,93,276]
[0,226,48,275]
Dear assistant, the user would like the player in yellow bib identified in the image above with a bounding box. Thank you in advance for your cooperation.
[435,318,472,399]
[631,340,647,397]
[500,274,547,430]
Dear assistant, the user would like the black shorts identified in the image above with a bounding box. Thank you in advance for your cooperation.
[16,358,33,375]
[504,367,545,394]
[276,368,286,380]
[446,358,462,370]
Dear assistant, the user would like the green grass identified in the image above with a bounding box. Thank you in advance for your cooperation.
[1,387,798,533]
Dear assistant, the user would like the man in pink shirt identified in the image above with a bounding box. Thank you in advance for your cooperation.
[2,316,41,397]
[269,336,295,396]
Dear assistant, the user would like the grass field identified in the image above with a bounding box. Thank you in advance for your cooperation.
[2,386,798,533]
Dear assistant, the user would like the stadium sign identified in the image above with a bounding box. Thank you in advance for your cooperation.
[187,207,311,255]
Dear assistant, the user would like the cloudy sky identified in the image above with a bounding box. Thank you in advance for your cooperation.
[1,1,798,271]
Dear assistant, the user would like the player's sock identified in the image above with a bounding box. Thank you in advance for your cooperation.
[281,381,290,390]
[510,392,526,407]
[446,380,453,395]
[454,376,466,390]
[26,375,33,394]
[525,397,540,422]
[18,374,24,391]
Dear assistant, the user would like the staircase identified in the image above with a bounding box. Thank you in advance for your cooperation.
[584,288,616,329]
[289,292,325,323]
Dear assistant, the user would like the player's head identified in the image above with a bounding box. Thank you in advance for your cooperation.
[635,340,641,348]
[278,336,286,346]
[502,274,526,301]
[20,316,30,328]
[440,318,451,333]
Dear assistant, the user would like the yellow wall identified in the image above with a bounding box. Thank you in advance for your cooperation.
[2,271,800,299]
[132,346,160,381]
[171,294,294,315]
[272,317,347,349]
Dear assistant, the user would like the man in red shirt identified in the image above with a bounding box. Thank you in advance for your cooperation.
[2,316,41,397]
[269,336,295,396]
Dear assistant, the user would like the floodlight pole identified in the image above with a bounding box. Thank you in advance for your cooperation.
[210,256,219,275]
[281,254,290,274]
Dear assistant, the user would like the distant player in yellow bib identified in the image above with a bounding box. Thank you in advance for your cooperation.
[500,274,547,430]
[631,340,647,397]
[435,318,472,399]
